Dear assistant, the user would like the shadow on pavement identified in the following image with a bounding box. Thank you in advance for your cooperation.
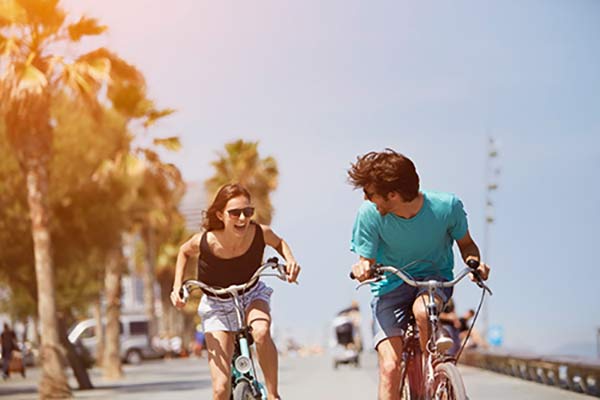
[101,379,211,394]
[0,386,37,397]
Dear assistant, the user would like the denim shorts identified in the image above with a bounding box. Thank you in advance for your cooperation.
[371,277,453,349]
[198,281,273,333]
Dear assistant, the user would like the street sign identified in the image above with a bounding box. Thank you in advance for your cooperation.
[488,324,504,347]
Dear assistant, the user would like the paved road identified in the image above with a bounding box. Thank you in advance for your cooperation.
[0,353,595,399]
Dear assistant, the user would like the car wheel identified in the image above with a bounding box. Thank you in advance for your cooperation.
[125,349,142,365]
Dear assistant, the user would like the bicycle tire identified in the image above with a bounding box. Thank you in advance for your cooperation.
[232,380,260,400]
[432,362,467,400]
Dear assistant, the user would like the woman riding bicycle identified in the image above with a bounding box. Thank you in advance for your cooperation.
[170,183,300,400]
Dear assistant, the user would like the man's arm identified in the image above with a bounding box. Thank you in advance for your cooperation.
[456,230,490,280]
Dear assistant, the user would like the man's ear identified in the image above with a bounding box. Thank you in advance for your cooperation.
[386,191,399,201]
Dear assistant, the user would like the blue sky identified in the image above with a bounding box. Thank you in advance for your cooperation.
[68,0,600,356]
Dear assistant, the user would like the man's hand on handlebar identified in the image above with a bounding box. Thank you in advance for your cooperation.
[466,258,490,282]
[351,257,374,282]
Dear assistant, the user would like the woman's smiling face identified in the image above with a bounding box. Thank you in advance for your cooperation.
[218,195,254,236]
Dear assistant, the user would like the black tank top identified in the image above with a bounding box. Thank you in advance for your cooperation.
[197,222,266,288]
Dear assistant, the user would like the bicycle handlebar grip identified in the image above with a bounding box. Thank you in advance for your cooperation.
[179,286,189,302]
[467,259,480,270]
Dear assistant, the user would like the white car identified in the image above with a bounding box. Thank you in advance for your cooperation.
[68,315,164,364]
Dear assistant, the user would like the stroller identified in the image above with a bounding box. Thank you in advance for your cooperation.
[331,315,360,369]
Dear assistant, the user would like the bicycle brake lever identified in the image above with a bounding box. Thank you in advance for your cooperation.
[478,281,493,296]
[471,273,493,296]
[355,276,383,290]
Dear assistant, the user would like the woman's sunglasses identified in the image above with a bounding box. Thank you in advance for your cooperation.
[227,207,255,218]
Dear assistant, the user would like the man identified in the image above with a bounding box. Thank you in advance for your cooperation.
[1,323,18,379]
[348,149,490,400]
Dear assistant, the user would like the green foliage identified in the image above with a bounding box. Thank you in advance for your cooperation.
[0,120,37,310]
[0,0,185,324]
[0,96,131,316]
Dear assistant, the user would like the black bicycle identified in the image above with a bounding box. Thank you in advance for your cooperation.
[352,259,492,400]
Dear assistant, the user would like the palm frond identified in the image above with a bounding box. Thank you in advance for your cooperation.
[67,16,107,41]
[107,82,150,118]
[152,136,181,151]
[143,108,175,128]
[78,48,144,84]
[16,0,65,36]
[0,0,27,26]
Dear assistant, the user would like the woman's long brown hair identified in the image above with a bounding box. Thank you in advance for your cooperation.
[202,183,251,231]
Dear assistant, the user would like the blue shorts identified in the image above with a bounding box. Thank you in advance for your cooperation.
[371,277,453,349]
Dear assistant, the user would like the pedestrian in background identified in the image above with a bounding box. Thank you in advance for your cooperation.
[1,323,18,379]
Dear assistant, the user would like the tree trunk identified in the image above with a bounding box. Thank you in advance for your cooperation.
[93,297,104,367]
[25,162,72,399]
[142,228,158,339]
[159,275,174,336]
[102,246,123,380]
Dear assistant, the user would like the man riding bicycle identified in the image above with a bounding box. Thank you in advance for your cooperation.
[348,149,490,400]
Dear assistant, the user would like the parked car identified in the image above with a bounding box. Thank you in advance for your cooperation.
[68,315,164,365]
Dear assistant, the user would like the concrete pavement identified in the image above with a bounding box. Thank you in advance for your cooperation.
[0,353,595,399]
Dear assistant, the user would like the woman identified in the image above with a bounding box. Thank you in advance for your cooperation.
[171,183,300,400]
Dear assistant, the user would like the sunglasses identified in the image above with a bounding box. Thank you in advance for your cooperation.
[227,207,255,218]
[363,188,377,201]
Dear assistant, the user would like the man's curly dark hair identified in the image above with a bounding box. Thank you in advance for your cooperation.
[347,148,420,201]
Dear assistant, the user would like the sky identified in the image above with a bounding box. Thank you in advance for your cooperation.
[64,0,600,357]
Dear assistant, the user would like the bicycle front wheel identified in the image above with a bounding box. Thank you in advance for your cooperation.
[232,380,261,400]
[432,362,467,400]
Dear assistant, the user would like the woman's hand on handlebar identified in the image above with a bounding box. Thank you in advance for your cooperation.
[170,286,186,309]
[285,260,301,283]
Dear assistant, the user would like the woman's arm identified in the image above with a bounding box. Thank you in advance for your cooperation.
[170,233,202,308]
[261,225,301,283]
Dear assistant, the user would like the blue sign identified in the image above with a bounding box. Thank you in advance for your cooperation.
[487,324,504,347]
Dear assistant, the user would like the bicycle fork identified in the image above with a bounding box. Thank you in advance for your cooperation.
[230,293,266,399]
[424,287,440,396]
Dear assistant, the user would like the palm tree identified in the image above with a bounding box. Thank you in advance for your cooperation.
[205,140,279,224]
[134,152,185,340]
[0,1,147,395]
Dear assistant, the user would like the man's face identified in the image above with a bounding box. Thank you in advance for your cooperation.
[363,185,393,215]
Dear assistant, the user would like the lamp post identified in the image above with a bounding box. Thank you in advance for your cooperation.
[482,137,500,339]
[597,327,600,358]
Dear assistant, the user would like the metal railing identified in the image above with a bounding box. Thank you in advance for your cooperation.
[460,349,600,397]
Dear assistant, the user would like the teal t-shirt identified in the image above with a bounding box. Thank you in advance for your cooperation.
[350,190,468,296]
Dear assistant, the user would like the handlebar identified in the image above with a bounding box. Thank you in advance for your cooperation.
[179,257,290,302]
[350,260,492,295]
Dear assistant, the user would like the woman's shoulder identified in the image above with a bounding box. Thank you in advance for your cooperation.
[181,232,204,257]
[257,223,270,234]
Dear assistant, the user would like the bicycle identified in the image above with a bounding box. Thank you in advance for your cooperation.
[352,259,492,400]
[180,257,290,400]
